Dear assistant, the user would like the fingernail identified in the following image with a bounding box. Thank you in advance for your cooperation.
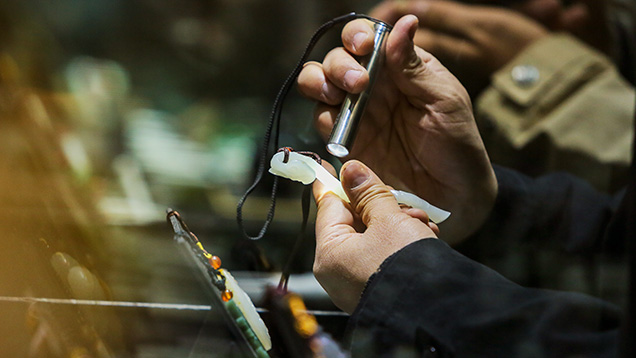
[343,162,369,190]
[344,70,362,90]
[352,32,368,51]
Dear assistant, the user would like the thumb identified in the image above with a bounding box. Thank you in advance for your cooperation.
[385,14,422,76]
[385,15,466,107]
[340,160,400,226]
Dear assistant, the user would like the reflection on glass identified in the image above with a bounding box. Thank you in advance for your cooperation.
[0,0,634,357]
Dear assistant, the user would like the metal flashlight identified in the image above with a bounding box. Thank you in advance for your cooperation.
[326,21,390,158]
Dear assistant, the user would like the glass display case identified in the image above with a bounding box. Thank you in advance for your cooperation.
[0,0,633,357]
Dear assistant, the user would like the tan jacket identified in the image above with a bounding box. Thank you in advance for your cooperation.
[476,34,635,191]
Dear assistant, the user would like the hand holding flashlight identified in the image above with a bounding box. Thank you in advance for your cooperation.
[298,16,498,244]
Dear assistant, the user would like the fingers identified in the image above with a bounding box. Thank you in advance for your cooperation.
[402,207,440,236]
[384,14,435,103]
[314,103,338,140]
[401,206,430,222]
[312,159,338,202]
[413,1,478,37]
[559,3,591,32]
[385,15,467,107]
[313,189,357,247]
[369,1,402,25]
[312,161,356,244]
[429,221,440,236]
[341,19,377,55]
[412,28,481,66]
[340,160,400,226]
[322,47,369,93]
[298,14,469,136]
[370,0,433,25]
[512,0,562,29]
[384,14,422,72]
[297,18,379,103]
[297,62,345,105]
[373,1,477,36]
[338,160,440,240]
[297,15,451,108]
[296,47,368,107]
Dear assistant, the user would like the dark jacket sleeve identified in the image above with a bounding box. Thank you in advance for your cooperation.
[347,239,621,358]
[452,166,627,293]
[346,165,628,357]
[462,165,623,256]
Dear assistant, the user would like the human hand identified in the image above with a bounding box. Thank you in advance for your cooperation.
[297,15,497,244]
[370,0,548,96]
[509,0,611,55]
[312,160,438,313]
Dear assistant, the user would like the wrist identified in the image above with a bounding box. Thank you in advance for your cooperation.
[438,166,498,246]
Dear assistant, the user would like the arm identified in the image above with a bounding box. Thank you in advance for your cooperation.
[344,164,624,357]
[314,161,624,357]
[468,165,621,255]
[348,238,621,357]
[453,165,628,296]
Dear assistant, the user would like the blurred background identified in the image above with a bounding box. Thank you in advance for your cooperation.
[1,0,634,357]
[0,0,379,357]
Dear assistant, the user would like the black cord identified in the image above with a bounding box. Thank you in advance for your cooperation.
[278,185,312,291]
[236,12,390,241]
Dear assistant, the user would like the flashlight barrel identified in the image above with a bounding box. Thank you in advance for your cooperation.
[327,21,390,158]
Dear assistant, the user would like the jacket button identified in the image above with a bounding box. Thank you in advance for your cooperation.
[511,65,540,87]
[422,345,439,357]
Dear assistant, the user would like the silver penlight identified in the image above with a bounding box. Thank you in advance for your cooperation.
[326,21,390,158]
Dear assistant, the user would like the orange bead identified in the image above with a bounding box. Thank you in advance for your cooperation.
[209,255,222,269]
[221,289,233,302]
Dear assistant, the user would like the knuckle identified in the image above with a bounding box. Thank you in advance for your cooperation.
[354,185,394,221]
